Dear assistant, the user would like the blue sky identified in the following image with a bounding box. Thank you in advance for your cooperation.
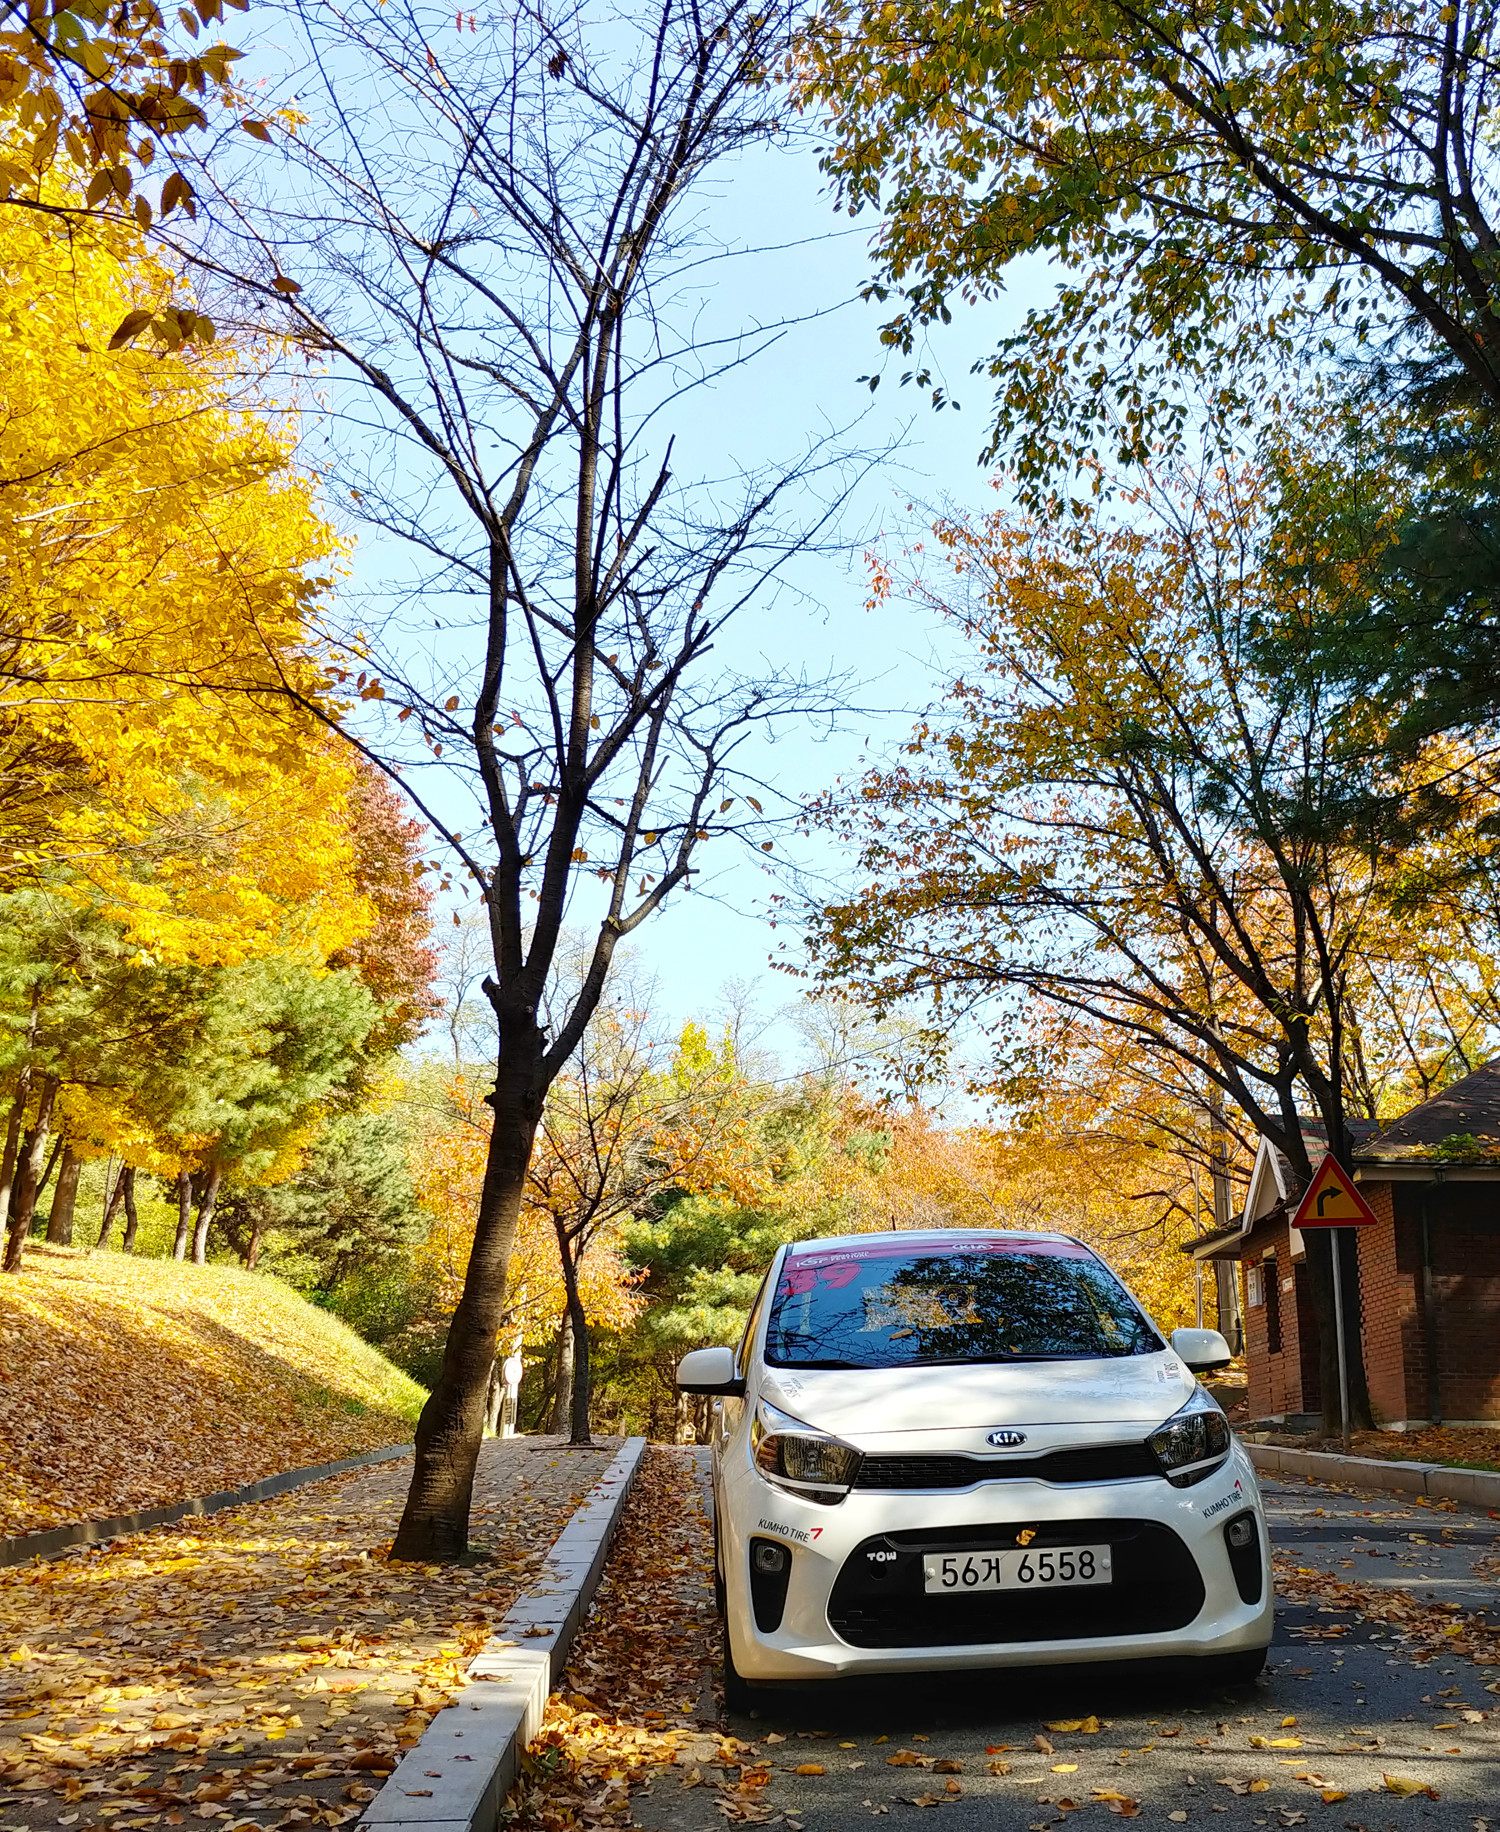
[254,31,1055,1066]
[529,131,1047,1052]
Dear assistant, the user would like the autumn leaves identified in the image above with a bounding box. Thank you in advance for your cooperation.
[0,1250,423,1536]
[0,191,437,1273]
[0,1444,613,1832]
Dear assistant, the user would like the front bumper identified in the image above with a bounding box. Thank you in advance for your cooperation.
[721,1441,1271,1681]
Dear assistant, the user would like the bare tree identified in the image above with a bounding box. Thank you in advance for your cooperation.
[529,973,760,1444]
[174,0,857,1556]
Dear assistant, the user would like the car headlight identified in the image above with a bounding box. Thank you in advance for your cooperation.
[1149,1386,1232,1487]
[750,1399,862,1505]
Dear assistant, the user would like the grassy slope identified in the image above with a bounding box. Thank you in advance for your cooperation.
[0,1245,425,1536]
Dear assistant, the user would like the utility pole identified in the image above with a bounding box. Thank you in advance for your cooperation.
[1209,1091,1244,1354]
[1190,1163,1205,1328]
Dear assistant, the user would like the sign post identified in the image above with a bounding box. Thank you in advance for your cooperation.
[1293,1154,1380,1453]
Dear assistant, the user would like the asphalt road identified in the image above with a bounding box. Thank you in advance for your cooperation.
[635,1469,1500,1832]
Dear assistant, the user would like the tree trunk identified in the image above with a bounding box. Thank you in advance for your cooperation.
[549,1309,574,1437]
[172,1170,193,1261]
[484,1358,504,1436]
[32,1135,63,1222]
[0,991,39,1254]
[45,1145,81,1246]
[120,1169,139,1253]
[245,1220,266,1270]
[569,1291,591,1446]
[554,1227,591,1446]
[3,1075,58,1272]
[96,1159,125,1250]
[190,1163,222,1265]
[390,1041,544,1563]
[0,1079,29,1257]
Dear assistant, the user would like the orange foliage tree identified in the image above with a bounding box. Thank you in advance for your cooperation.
[801,461,1500,1429]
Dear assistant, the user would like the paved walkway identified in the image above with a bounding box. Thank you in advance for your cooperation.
[0,1438,617,1832]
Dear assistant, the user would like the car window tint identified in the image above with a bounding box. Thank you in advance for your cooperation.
[764,1244,1159,1368]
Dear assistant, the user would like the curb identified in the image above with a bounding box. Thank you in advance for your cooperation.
[1246,1441,1500,1510]
[359,1435,648,1832]
[0,1443,412,1568]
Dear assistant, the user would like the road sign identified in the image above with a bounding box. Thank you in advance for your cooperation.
[1292,1152,1379,1229]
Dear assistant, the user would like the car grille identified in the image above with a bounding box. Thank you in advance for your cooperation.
[827,1518,1205,1649]
[852,1443,1160,1489]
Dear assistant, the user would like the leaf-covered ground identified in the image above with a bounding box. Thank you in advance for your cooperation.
[514,1461,1500,1832]
[0,1247,427,1535]
[0,1439,617,1832]
[1251,1424,1500,1473]
[509,1446,725,1832]
[1273,1553,1500,1665]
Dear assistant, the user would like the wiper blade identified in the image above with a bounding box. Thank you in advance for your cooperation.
[772,1357,863,1369]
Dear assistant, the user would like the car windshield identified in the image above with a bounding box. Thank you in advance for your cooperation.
[764,1241,1160,1368]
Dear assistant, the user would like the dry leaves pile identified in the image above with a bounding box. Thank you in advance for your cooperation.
[1274,1554,1500,1664]
[509,1448,724,1832]
[0,1250,426,1535]
[1258,1426,1500,1473]
[0,1440,616,1832]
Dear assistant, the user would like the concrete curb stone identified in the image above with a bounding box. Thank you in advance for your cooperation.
[358,1435,649,1832]
[0,1443,413,1568]
[1246,1440,1500,1509]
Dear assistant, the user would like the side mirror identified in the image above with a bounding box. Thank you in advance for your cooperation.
[1171,1327,1235,1374]
[675,1345,745,1396]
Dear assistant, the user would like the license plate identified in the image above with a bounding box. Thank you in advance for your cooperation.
[921,1544,1112,1594]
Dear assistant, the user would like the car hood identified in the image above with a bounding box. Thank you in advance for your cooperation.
[757,1350,1195,1437]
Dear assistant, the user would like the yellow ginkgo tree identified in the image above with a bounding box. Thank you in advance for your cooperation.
[0,186,361,964]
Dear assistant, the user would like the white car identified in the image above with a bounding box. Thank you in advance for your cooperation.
[676,1228,1271,1708]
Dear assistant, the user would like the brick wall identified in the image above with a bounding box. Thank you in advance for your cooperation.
[1354,1183,1416,1425]
[1427,1184,1500,1420]
[1293,1261,1322,1413]
[1240,1215,1320,1419]
[1241,1176,1500,1427]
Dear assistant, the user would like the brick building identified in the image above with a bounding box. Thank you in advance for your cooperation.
[1189,1061,1500,1431]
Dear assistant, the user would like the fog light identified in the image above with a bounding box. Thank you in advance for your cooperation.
[1222,1509,1263,1605]
[753,1540,789,1575]
[747,1536,793,1632]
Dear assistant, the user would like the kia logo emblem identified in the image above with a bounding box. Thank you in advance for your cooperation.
[987,1429,1028,1447]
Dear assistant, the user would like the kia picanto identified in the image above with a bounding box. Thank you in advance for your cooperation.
[676,1229,1271,1707]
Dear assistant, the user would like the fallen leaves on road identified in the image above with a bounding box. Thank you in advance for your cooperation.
[1383,1775,1440,1799]
[1275,1555,1500,1664]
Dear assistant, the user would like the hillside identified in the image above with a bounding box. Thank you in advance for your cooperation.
[0,1245,425,1536]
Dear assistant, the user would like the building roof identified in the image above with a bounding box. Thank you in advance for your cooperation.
[1357,1059,1500,1163]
